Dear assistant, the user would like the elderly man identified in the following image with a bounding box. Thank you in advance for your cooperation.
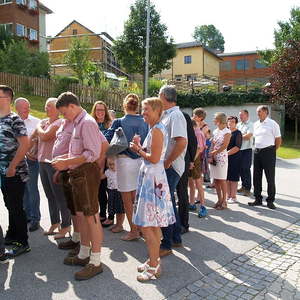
[237,109,253,197]
[15,98,41,232]
[249,105,282,209]
[0,86,30,257]
[159,85,187,257]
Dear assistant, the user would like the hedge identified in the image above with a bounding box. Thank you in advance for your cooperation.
[177,91,270,108]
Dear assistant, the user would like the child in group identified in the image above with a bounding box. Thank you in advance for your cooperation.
[103,158,125,233]
[188,119,207,218]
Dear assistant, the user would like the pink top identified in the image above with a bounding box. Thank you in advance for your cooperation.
[38,118,63,162]
[69,110,103,169]
[194,127,206,149]
[52,119,74,158]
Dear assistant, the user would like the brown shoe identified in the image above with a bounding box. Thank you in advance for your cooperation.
[58,240,79,250]
[67,243,80,257]
[75,263,103,281]
[243,189,251,197]
[237,187,245,193]
[172,243,183,248]
[64,255,89,266]
[159,248,173,257]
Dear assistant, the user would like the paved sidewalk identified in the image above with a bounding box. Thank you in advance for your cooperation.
[167,221,300,300]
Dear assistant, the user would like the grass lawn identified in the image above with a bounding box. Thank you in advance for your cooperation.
[277,144,300,159]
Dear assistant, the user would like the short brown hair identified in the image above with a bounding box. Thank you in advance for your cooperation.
[142,97,163,117]
[56,92,80,108]
[227,116,238,124]
[193,107,206,120]
[123,93,139,112]
[0,85,14,101]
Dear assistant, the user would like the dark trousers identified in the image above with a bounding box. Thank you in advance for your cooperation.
[176,168,189,230]
[161,167,182,250]
[99,178,112,220]
[240,149,252,191]
[253,146,276,203]
[1,175,28,245]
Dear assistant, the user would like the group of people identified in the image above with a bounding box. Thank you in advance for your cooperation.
[0,84,282,282]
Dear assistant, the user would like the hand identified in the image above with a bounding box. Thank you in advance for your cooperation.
[129,142,140,153]
[189,162,194,170]
[6,165,16,177]
[132,134,141,146]
[210,150,217,157]
[52,159,68,171]
[164,159,172,169]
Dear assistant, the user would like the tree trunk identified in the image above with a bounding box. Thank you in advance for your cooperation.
[295,117,298,144]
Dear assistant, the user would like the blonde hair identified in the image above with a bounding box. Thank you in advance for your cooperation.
[142,97,163,117]
[214,112,227,125]
[123,93,139,112]
[91,101,111,129]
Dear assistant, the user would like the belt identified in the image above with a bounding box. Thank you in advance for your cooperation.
[255,145,275,152]
[117,154,128,158]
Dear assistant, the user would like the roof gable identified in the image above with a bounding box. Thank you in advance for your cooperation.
[55,20,95,37]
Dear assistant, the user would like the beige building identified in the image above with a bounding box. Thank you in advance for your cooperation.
[155,42,222,81]
[48,20,128,77]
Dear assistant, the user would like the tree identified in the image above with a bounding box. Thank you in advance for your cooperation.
[113,0,176,89]
[260,7,300,65]
[0,26,15,50]
[64,37,92,84]
[193,24,225,52]
[266,40,300,142]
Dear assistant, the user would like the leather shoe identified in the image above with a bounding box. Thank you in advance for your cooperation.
[248,200,262,206]
[267,202,276,209]
[181,227,189,234]
[29,222,39,232]
[159,248,173,257]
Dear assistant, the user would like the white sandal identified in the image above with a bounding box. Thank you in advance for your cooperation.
[137,264,161,282]
[137,258,160,272]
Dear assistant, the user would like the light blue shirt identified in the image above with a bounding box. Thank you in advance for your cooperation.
[161,106,187,176]
[237,119,254,150]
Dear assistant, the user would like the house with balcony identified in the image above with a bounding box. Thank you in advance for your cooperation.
[0,0,52,51]
[48,20,128,78]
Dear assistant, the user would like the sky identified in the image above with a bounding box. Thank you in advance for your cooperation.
[42,0,298,53]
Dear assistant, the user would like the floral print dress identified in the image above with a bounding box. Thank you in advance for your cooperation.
[133,123,176,227]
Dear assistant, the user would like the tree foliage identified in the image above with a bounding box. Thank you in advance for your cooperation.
[0,40,50,77]
[113,0,176,77]
[0,26,15,50]
[193,24,225,52]
[260,7,300,65]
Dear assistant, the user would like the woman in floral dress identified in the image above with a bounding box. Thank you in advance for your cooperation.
[130,97,175,282]
[209,112,231,210]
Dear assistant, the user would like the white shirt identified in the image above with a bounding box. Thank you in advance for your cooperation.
[23,114,40,136]
[253,117,281,149]
[161,106,187,177]
[105,169,118,190]
[237,119,254,150]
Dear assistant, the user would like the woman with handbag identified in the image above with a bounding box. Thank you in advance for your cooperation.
[209,112,231,210]
[105,94,148,240]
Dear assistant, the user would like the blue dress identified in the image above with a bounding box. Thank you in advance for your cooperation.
[133,123,176,227]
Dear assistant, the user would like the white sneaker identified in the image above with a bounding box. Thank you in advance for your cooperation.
[227,198,238,204]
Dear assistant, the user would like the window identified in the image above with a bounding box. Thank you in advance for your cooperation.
[72,29,78,35]
[185,74,197,81]
[29,28,37,40]
[175,75,182,81]
[16,0,26,5]
[236,59,249,71]
[220,61,232,71]
[255,59,267,69]
[16,24,25,37]
[0,23,13,34]
[0,0,12,4]
[28,0,37,9]
[184,55,192,64]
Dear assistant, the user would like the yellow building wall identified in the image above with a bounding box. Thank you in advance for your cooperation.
[204,52,220,77]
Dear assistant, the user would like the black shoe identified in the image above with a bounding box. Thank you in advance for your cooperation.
[0,252,10,264]
[29,222,39,232]
[267,202,276,209]
[4,237,17,246]
[7,243,31,258]
[181,227,189,234]
[248,200,263,206]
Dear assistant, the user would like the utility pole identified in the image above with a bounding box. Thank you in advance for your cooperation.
[144,0,150,99]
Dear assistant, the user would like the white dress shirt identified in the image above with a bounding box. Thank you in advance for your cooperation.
[253,117,281,149]
[23,114,40,136]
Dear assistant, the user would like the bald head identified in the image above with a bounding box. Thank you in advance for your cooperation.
[15,97,30,120]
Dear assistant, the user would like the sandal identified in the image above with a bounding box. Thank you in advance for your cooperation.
[137,264,161,282]
[44,224,60,236]
[54,226,71,240]
[111,225,124,233]
[213,202,222,209]
[137,258,160,272]
[102,220,114,228]
[121,232,140,241]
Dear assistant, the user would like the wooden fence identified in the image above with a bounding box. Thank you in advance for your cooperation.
[0,72,129,112]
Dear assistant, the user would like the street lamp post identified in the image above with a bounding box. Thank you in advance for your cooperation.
[144,0,150,99]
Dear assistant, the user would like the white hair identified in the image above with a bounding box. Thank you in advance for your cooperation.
[45,97,58,106]
[14,97,29,107]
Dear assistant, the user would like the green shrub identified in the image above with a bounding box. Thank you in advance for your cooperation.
[53,75,79,96]
[177,90,270,108]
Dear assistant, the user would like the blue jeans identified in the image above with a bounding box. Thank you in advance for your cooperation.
[24,159,41,223]
[240,149,252,191]
[161,167,182,250]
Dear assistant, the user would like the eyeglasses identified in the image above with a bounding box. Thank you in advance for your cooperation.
[96,109,105,112]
